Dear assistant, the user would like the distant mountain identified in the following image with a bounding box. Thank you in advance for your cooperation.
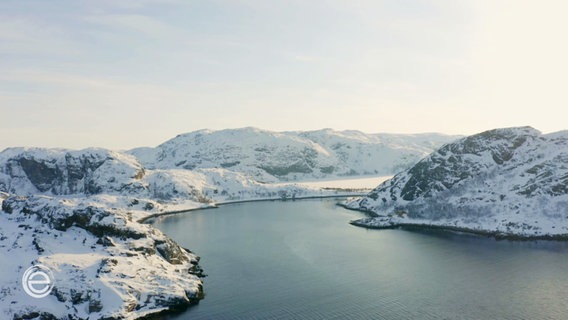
[343,127,568,239]
[129,127,459,182]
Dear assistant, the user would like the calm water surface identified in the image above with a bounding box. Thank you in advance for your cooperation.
[153,199,568,320]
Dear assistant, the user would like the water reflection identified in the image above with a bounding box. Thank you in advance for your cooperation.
[154,199,568,320]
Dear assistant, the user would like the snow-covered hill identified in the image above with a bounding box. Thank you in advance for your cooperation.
[0,128,457,202]
[0,147,332,208]
[343,127,568,239]
[0,195,204,320]
[0,148,146,196]
[129,127,458,182]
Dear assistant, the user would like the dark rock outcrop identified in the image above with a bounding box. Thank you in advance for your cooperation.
[345,127,568,238]
[0,148,146,196]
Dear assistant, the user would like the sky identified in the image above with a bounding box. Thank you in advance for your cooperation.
[1,0,567,150]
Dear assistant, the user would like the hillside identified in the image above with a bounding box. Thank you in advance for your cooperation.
[0,195,204,319]
[0,148,145,196]
[129,127,458,182]
[343,127,568,239]
[0,128,457,202]
[0,147,329,210]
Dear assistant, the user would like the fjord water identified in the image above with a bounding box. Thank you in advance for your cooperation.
[153,199,568,320]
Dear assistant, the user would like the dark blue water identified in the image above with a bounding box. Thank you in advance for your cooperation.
[153,198,568,320]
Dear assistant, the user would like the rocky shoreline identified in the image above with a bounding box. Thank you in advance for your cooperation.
[349,218,568,241]
[341,128,568,242]
[341,202,568,241]
[0,195,206,320]
[1,191,367,320]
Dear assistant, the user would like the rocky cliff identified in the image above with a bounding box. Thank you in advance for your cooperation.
[0,148,145,196]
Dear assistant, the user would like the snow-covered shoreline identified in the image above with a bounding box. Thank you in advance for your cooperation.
[276,175,392,190]
[0,178,369,320]
[342,127,568,241]
[343,206,568,241]
[139,191,369,224]
[130,176,388,223]
[0,195,205,320]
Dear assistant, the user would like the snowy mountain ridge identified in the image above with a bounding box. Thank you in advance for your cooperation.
[343,126,568,239]
[129,127,459,182]
[0,127,458,206]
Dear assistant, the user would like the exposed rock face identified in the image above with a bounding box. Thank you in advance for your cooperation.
[344,127,568,238]
[0,148,145,196]
[0,195,204,320]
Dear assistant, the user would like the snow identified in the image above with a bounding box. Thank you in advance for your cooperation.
[344,127,568,239]
[129,127,458,181]
[0,196,204,320]
[285,175,393,190]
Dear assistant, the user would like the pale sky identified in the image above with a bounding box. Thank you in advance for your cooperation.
[1,0,567,150]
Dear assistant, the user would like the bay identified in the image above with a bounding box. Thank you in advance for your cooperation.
[153,198,568,320]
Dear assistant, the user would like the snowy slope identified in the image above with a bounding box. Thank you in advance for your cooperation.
[0,195,204,320]
[343,127,568,239]
[0,147,331,208]
[296,129,457,176]
[129,127,458,182]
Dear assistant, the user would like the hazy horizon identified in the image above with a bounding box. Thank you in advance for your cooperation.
[1,125,560,151]
[2,125,466,150]
[2,0,567,149]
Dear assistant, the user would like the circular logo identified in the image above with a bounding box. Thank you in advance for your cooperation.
[22,265,54,298]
